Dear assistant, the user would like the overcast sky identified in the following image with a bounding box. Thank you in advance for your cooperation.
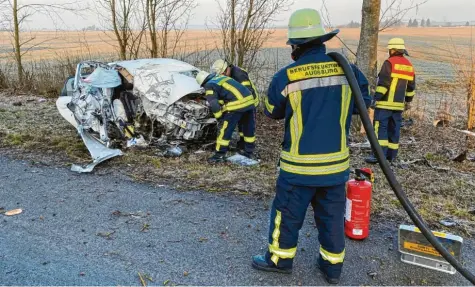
[23,0,475,30]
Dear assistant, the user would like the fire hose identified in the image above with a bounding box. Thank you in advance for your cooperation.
[328,52,475,284]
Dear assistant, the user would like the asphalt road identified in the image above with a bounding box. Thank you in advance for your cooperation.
[0,155,474,286]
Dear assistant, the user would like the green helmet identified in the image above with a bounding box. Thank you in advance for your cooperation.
[287,8,339,45]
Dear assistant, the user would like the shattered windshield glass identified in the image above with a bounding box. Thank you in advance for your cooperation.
[178,69,199,78]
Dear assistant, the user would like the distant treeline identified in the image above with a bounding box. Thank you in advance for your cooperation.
[341,19,474,28]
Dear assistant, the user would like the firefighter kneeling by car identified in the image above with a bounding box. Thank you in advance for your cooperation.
[196,72,257,164]
[210,59,259,154]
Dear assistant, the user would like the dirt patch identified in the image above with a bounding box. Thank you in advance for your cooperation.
[0,91,474,236]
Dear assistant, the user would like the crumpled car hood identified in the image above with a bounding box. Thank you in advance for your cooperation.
[112,59,204,118]
[112,58,199,76]
[133,66,202,109]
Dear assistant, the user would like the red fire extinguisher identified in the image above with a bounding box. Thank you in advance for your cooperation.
[345,168,374,240]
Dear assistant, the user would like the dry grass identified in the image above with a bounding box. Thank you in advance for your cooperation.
[0,26,472,97]
[1,27,473,61]
[1,26,472,96]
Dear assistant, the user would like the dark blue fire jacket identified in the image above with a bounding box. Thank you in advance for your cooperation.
[264,45,371,186]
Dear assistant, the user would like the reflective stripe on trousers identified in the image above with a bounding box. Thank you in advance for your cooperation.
[265,177,346,278]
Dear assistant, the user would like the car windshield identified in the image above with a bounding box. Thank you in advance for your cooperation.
[178,69,199,78]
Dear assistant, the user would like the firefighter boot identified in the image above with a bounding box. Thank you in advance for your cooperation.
[317,263,340,285]
[237,139,245,153]
[251,255,292,274]
[238,150,259,161]
[207,152,226,164]
[364,154,378,164]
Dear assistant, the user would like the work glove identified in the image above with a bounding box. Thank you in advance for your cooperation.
[405,102,412,111]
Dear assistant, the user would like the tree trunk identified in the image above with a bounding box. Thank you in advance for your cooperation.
[237,0,253,67]
[230,0,236,63]
[161,29,168,58]
[121,0,128,59]
[111,0,127,60]
[13,0,23,82]
[151,35,157,58]
[468,75,475,130]
[146,0,158,58]
[356,0,381,134]
[357,0,381,88]
[237,39,244,66]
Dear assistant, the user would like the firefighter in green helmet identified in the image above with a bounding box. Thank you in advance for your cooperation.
[251,8,371,285]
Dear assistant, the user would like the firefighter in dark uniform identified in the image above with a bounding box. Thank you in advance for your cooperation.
[196,71,256,163]
[365,38,416,164]
[251,9,371,285]
[211,59,259,157]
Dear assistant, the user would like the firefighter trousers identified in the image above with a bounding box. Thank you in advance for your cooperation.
[374,108,402,161]
[216,109,256,154]
[265,176,346,279]
[237,109,257,151]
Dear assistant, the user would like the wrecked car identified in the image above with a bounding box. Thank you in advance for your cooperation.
[56,58,218,172]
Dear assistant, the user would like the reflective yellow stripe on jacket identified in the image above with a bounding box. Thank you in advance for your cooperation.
[375,101,405,111]
[280,83,351,176]
[215,77,255,111]
[391,73,414,81]
[221,82,244,100]
[375,76,405,111]
[242,80,260,107]
[223,96,255,112]
[265,97,275,113]
[280,161,350,175]
[376,86,388,94]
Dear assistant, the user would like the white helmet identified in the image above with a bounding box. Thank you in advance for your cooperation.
[210,59,228,75]
[196,71,211,86]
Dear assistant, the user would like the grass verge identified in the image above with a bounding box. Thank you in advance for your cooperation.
[0,91,474,236]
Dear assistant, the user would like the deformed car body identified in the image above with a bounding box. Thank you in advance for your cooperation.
[57,58,217,172]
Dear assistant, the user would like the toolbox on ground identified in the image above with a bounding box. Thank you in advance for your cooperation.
[398,224,463,275]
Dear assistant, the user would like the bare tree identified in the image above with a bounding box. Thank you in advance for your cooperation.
[145,0,196,58]
[215,0,292,70]
[98,0,147,60]
[1,0,83,82]
[144,0,162,58]
[379,0,429,31]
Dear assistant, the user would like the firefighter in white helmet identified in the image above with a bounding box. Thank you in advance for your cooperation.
[196,71,257,163]
[210,59,259,155]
